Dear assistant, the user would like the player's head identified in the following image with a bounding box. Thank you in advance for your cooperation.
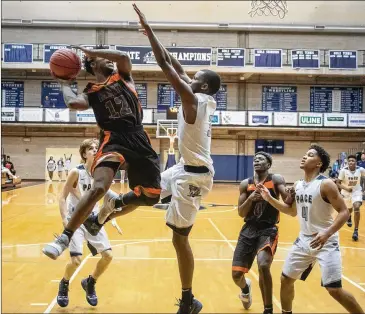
[83,46,114,77]
[300,145,330,174]
[79,138,99,163]
[190,70,221,96]
[59,157,63,161]
[361,153,365,161]
[254,151,272,173]
[347,155,357,170]
[49,155,53,160]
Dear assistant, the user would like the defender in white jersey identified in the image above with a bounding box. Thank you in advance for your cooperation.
[56,139,114,308]
[337,154,365,241]
[257,145,364,314]
[134,5,221,313]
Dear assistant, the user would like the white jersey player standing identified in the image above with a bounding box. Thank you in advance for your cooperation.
[134,5,221,313]
[56,139,115,308]
[256,145,364,314]
[337,154,365,241]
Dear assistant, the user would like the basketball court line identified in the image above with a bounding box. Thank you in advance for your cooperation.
[207,218,282,311]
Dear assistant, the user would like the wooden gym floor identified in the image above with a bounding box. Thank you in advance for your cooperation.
[2,182,365,313]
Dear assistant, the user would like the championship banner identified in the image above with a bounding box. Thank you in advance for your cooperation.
[42,81,78,108]
[221,111,246,125]
[254,49,282,68]
[142,109,153,124]
[45,108,70,122]
[1,81,24,107]
[44,44,71,63]
[248,111,272,126]
[323,113,347,127]
[298,113,323,127]
[18,108,43,122]
[3,44,33,63]
[329,50,357,70]
[291,50,320,69]
[115,46,212,66]
[1,107,16,122]
[76,109,96,123]
[216,48,245,67]
[348,113,365,127]
[273,112,298,126]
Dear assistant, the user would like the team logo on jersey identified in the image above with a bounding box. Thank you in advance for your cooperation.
[187,185,201,198]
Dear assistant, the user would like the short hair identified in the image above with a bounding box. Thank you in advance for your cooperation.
[200,69,221,95]
[79,138,99,162]
[83,45,106,76]
[255,151,273,167]
[347,154,357,161]
[310,144,330,173]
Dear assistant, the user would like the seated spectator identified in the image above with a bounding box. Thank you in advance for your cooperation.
[358,153,365,169]
[5,156,16,175]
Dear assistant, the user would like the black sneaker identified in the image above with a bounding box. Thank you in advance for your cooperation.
[347,216,352,227]
[83,213,102,236]
[176,296,203,314]
[352,230,359,241]
[57,279,69,307]
[81,276,98,306]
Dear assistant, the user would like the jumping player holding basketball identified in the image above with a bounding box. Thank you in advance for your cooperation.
[233,152,288,314]
[132,5,221,313]
[43,44,161,259]
[337,154,365,241]
[257,145,364,314]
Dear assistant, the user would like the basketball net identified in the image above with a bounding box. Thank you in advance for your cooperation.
[167,127,177,154]
[249,0,288,19]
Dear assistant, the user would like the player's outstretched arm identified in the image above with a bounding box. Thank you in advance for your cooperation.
[256,183,297,216]
[71,45,132,79]
[59,169,79,227]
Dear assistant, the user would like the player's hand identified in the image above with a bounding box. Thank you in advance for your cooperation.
[133,3,149,29]
[256,183,270,201]
[310,232,330,250]
[284,186,296,205]
[50,71,75,85]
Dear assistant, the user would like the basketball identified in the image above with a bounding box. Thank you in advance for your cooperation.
[49,48,81,80]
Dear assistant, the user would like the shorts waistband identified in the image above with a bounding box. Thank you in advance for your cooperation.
[184,165,210,174]
[103,125,144,133]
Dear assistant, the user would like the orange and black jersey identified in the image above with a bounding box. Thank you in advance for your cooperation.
[84,72,143,133]
[244,174,280,227]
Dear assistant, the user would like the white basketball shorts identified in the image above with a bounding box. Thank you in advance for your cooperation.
[342,190,363,208]
[69,225,111,257]
[161,162,213,233]
[282,234,342,287]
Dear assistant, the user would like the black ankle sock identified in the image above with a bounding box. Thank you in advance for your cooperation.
[62,229,74,241]
[241,284,249,294]
[61,278,69,284]
[182,288,192,304]
[264,305,273,314]
[282,311,292,314]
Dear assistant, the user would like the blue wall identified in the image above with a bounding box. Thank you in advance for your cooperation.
[212,155,254,182]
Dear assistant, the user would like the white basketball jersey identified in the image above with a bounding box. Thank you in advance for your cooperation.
[65,159,71,168]
[67,164,98,217]
[47,160,56,171]
[338,166,363,193]
[295,175,338,241]
[177,93,216,174]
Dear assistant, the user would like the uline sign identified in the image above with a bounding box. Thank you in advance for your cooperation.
[299,114,322,126]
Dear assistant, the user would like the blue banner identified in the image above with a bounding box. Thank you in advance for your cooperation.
[213,84,227,110]
[1,81,24,107]
[310,86,363,113]
[3,44,33,63]
[158,83,227,111]
[41,81,78,108]
[254,49,282,68]
[135,83,147,108]
[262,86,297,112]
[255,139,284,154]
[216,48,245,67]
[157,84,182,111]
[116,46,212,66]
[329,50,357,69]
[44,44,70,63]
[292,50,320,69]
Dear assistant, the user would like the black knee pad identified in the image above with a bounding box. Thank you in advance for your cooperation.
[122,191,160,206]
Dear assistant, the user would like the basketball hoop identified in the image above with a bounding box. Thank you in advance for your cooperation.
[249,1,288,19]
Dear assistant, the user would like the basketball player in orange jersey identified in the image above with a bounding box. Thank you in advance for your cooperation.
[233,152,289,314]
[43,46,161,260]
